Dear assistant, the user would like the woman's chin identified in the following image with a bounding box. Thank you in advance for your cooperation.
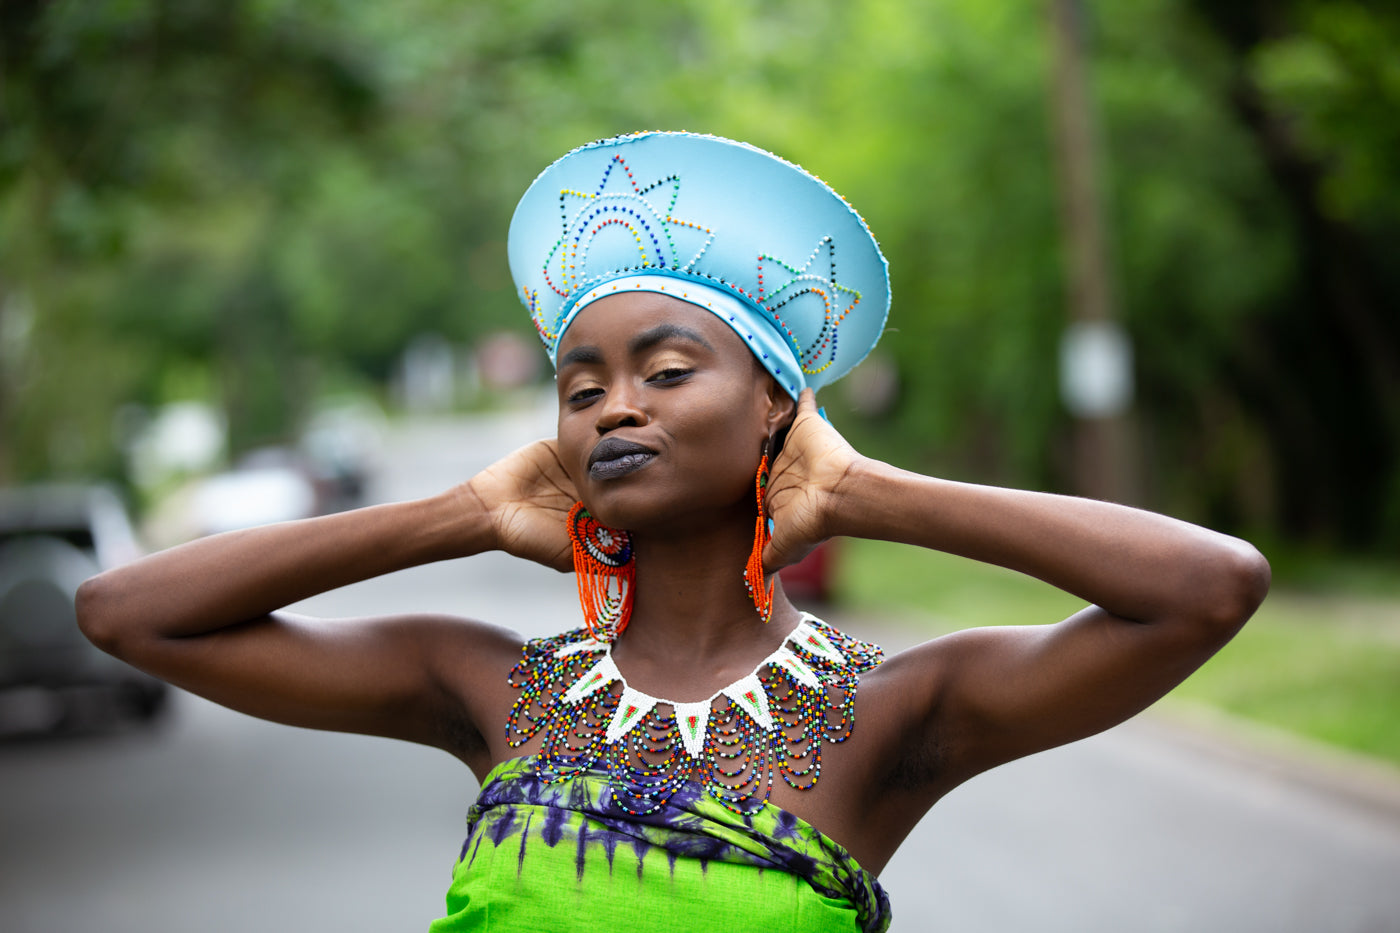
[575,486,664,533]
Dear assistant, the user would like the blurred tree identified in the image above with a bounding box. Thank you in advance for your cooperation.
[1185,0,1400,546]
[3,0,1397,550]
[0,0,381,472]
[0,0,713,481]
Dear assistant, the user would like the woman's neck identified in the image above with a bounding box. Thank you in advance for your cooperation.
[609,518,798,700]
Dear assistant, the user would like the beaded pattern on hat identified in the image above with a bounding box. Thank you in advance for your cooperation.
[523,150,864,381]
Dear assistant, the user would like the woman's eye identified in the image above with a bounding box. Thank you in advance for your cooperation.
[648,368,691,384]
[566,386,603,403]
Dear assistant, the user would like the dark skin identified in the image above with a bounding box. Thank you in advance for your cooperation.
[76,292,1271,874]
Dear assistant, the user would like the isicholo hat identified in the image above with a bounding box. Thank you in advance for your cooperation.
[508,132,890,399]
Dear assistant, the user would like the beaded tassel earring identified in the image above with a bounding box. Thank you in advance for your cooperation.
[743,445,774,623]
[567,502,635,640]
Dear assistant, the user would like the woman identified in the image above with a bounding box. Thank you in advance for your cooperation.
[78,133,1269,932]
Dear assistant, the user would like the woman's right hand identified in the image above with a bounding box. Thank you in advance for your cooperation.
[763,389,866,573]
[465,439,578,573]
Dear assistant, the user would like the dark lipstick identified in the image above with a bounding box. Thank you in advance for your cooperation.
[588,438,656,480]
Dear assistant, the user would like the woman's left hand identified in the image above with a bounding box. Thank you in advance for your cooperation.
[762,388,864,573]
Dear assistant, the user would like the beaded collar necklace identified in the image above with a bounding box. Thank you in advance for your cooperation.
[505,613,883,816]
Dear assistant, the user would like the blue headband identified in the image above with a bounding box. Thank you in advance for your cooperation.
[508,132,890,398]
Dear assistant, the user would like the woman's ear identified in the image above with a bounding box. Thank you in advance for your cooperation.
[761,376,796,428]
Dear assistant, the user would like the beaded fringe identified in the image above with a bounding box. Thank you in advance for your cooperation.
[568,502,634,640]
[744,452,774,624]
[505,616,883,816]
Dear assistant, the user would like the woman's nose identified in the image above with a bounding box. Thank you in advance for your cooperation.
[595,381,648,433]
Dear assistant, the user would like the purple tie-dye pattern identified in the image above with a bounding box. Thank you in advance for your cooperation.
[516,813,531,877]
[461,830,484,868]
[598,822,622,873]
[487,806,518,847]
[456,755,891,932]
[774,808,803,842]
[542,803,567,847]
[574,821,589,880]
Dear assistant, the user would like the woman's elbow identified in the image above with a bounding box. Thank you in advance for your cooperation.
[75,572,130,656]
[1199,538,1272,634]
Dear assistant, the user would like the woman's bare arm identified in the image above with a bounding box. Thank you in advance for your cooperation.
[766,390,1270,785]
[76,439,577,768]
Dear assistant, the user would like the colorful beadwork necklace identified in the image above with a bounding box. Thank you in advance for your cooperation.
[505,612,884,816]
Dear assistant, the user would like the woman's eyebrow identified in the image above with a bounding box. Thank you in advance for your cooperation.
[558,323,715,370]
[557,345,604,369]
[628,323,715,356]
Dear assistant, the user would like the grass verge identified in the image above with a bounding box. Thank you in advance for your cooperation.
[835,538,1400,768]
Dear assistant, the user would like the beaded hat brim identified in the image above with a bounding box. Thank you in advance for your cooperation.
[508,132,890,397]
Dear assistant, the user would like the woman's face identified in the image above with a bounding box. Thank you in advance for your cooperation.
[554,291,789,531]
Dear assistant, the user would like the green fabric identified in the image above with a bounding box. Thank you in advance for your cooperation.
[429,756,890,932]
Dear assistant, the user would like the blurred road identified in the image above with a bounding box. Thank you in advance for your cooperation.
[3,396,1399,932]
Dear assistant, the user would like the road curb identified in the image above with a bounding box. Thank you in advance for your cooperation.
[1143,701,1400,824]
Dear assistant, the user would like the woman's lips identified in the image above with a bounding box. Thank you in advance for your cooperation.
[589,452,655,480]
[588,437,657,480]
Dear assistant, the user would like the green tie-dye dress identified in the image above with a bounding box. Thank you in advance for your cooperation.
[429,756,890,932]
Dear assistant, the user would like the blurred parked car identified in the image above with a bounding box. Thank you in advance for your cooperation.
[189,449,322,536]
[298,401,383,513]
[0,484,168,731]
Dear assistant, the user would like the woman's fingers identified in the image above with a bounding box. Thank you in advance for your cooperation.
[467,440,577,572]
[763,389,860,572]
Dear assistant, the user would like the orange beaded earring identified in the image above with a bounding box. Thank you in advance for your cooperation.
[567,502,634,640]
[743,443,774,623]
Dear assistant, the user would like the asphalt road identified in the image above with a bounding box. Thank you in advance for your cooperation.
[3,399,1399,932]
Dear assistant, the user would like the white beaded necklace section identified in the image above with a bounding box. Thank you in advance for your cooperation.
[504,611,884,815]
[554,612,850,757]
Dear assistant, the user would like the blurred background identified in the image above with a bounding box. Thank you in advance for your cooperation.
[2,1,1399,930]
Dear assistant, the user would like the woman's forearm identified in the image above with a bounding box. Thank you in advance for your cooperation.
[77,488,490,650]
[832,458,1269,628]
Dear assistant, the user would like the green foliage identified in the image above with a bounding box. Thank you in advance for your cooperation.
[1183,0,1400,547]
[1,0,386,467]
[838,536,1400,766]
[1171,597,1400,766]
[838,537,1084,632]
[1251,2,1400,223]
[3,0,1399,548]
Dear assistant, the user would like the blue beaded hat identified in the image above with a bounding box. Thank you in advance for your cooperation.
[508,132,890,398]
